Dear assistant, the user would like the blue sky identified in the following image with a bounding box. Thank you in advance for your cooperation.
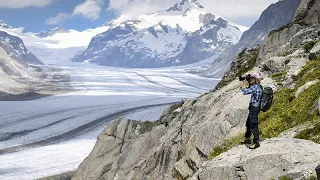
[0,0,278,33]
[0,0,115,32]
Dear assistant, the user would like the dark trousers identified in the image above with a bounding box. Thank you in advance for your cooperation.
[245,105,260,143]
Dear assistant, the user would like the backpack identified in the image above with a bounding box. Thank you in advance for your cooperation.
[259,86,274,112]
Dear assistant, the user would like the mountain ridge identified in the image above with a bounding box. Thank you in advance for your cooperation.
[73,0,246,68]
[202,0,301,78]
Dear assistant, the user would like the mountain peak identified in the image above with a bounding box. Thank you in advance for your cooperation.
[36,27,70,38]
[167,0,204,12]
[0,20,13,30]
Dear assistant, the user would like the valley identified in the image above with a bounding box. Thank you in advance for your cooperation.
[0,62,218,180]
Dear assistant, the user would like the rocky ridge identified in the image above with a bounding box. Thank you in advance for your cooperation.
[36,27,70,38]
[0,30,70,97]
[73,0,320,179]
[0,30,42,65]
[202,0,301,78]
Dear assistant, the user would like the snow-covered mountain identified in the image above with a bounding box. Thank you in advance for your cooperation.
[73,0,248,68]
[0,20,109,65]
[0,30,45,94]
[0,30,42,65]
[0,20,28,34]
[36,27,70,38]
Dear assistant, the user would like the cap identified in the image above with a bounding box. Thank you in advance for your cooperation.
[251,73,262,79]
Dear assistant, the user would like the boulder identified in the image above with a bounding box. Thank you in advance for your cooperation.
[262,56,287,73]
[193,138,320,180]
[310,41,320,58]
[72,118,167,180]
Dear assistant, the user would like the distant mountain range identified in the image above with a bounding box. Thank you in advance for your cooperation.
[0,0,298,72]
[73,0,248,68]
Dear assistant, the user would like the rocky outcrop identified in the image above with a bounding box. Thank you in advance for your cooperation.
[258,0,320,64]
[310,41,320,57]
[294,0,320,25]
[72,118,167,180]
[203,0,301,78]
[73,77,254,180]
[192,138,320,180]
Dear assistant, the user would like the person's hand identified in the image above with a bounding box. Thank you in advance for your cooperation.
[242,81,247,88]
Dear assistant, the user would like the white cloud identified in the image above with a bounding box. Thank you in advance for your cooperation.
[73,0,104,20]
[45,0,104,25]
[45,13,71,25]
[0,0,54,8]
[201,0,279,20]
[108,0,279,25]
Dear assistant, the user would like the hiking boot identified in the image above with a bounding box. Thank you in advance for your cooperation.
[241,138,251,144]
[249,142,260,149]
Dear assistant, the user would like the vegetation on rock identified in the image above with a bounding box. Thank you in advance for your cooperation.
[209,134,242,159]
[214,47,259,91]
[210,58,320,160]
[303,40,318,53]
[259,60,320,138]
[295,122,320,144]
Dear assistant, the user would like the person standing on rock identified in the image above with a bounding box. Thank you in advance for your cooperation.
[240,73,263,149]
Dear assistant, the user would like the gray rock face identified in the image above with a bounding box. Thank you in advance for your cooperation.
[258,0,320,64]
[0,30,42,65]
[310,41,320,57]
[72,118,168,180]
[73,78,252,180]
[73,0,242,68]
[294,0,320,25]
[204,0,301,78]
[193,138,320,180]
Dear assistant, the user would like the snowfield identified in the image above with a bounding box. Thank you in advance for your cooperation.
[0,62,220,180]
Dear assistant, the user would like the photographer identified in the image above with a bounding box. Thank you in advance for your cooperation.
[240,73,263,149]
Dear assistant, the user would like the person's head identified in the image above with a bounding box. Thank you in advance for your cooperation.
[250,73,262,85]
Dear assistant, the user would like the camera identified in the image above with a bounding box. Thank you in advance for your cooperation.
[239,74,252,82]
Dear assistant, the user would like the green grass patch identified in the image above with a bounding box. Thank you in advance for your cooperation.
[238,49,247,59]
[209,134,243,159]
[303,41,318,53]
[259,60,320,138]
[279,176,293,180]
[270,72,287,83]
[281,51,291,57]
[308,176,318,180]
[295,121,320,144]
